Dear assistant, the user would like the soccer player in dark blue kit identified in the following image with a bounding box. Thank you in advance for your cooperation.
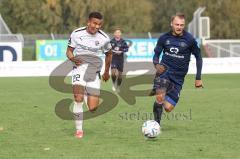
[150,12,203,125]
[110,28,129,92]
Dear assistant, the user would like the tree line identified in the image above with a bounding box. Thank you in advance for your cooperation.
[0,0,240,39]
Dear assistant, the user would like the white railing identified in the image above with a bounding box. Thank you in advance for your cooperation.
[1,57,240,77]
[202,39,240,57]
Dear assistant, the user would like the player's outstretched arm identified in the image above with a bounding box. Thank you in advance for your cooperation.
[102,50,112,81]
[194,54,203,88]
[191,39,203,88]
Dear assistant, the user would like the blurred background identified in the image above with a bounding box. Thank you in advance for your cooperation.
[0,0,240,74]
[1,2,240,158]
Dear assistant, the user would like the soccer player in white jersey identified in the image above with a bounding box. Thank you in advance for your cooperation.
[66,12,112,138]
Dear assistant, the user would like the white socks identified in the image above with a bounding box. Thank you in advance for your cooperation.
[73,101,83,131]
[84,94,88,108]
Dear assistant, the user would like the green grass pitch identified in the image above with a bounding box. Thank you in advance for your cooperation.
[0,74,240,159]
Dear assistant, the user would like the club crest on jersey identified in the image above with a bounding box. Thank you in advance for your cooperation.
[180,42,187,47]
[95,41,100,46]
[166,40,170,45]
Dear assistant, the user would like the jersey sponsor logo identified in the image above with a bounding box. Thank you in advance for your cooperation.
[168,47,185,58]
[170,47,179,54]
[78,43,99,52]
[165,52,184,59]
[78,35,98,40]
[78,41,111,53]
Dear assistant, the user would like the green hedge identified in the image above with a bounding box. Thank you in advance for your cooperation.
[22,47,35,61]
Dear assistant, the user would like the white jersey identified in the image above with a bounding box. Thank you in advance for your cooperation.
[69,27,111,92]
[68,27,111,56]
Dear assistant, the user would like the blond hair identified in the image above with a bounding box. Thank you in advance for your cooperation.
[171,12,185,22]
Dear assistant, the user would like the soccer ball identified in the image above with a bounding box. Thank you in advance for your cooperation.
[142,120,161,138]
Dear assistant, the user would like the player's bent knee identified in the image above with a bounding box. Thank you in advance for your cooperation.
[111,69,117,76]
[89,106,98,112]
[164,104,174,112]
[164,107,172,112]
[88,104,98,112]
[156,98,164,104]
[74,94,83,103]
[87,95,99,112]
[156,95,165,103]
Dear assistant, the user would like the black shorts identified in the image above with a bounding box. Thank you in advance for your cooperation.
[152,69,183,106]
[111,60,124,72]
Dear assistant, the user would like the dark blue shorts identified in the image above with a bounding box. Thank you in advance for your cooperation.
[153,71,183,106]
[111,60,124,72]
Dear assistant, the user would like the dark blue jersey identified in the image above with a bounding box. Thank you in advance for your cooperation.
[153,31,202,81]
[110,38,129,62]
